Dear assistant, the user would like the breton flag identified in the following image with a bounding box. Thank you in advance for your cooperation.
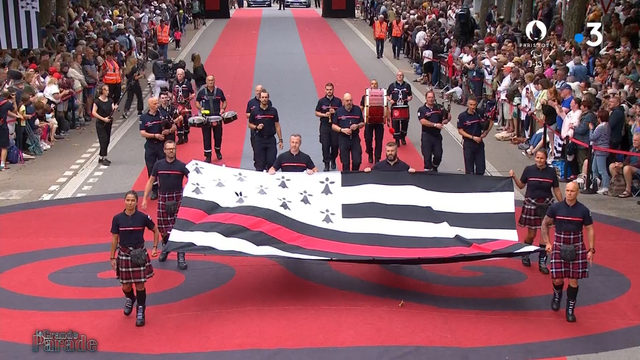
[167,161,539,264]
[0,0,41,50]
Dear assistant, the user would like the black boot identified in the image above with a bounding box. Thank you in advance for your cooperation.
[401,138,407,145]
[368,153,374,163]
[395,139,400,147]
[566,285,578,322]
[123,289,136,316]
[521,254,531,267]
[158,234,170,262]
[538,247,550,274]
[183,132,189,143]
[177,133,184,145]
[177,252,188,270]
[330,160,336,170]
[150,190,158,201]
[205,154,212,163]
[324,162,330,171]
[215,149,222,160]
[551,283,563,311]
[135,306,146,327]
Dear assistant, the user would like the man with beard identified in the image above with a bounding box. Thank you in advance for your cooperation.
[332,93,364,172]
[360,79,387,164]
[248,84,273,169]
[171,69,195,144]
[315,82,342,171]
[195,75,227,162]
[418,90,450,172]
[248,89,283,171]
[141,140,190,271]
[364,142,416,172]
[387,71,413,146]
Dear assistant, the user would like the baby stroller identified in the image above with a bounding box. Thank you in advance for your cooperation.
[480,98,497,124]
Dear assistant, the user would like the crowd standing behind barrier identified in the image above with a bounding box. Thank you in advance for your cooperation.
[360,0,640,203]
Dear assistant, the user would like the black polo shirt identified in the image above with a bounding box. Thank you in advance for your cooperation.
[0,98,14,129]
[249,105,279,138]
[387,81,412,103]
[372,159,410,171]
[140,110,164,141]
[315,96,343,124]
[172,79,194,103]
[196,87,226,115]
[111,210,155,248]
[246,98,272,115]
[418,103,448,135]
[272,150,315,172]
[546,200,593,233]
[520,164,559,199]
[457,110,484,138]
[152,158,189,193]
[335,105,364,137]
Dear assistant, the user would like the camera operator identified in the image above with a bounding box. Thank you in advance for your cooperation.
[152,58,171,98]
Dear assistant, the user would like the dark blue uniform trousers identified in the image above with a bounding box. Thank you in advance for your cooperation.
[421,132,443,170]
[339,136,362,172]
[145,140,166,191]
[462,139,486,175]
[254,135,277,171]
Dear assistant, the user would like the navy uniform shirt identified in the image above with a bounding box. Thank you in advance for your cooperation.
[172,79,194,104]
[372,159,410,171]
[315,96,343,124]
[139,110,164,142]
[387,81,412,103]
[417,103,448,136]
[457,110,484,138]
[546,200,593,233]
[111,210,155,248]
[335,105,364,138]
[196,87,226,115]
[0,97,15,128]
[152,158,189,193]
[249,106,279,138]
[520,164,559,199]
[272,150,315,172]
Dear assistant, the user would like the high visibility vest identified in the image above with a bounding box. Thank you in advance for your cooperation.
[374,21,387,40]
[157,25,170,44]
[103,60,121,84]
[392,20,402,37]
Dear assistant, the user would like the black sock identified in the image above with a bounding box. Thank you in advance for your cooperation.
[123,288,136,301]
[553,282,564,293]
[566,285,579,301]
[136,289,147,307]
[539,245,547,260]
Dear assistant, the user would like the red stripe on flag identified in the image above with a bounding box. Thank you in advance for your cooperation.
[177,207,517,258]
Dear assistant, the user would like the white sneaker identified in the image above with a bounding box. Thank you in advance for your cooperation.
[597,187,608,195]
[23,154,35,160]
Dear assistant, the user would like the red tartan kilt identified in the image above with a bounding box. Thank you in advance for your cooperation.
[518,197,554,229]
[157,191,183,234]
[549,231,589,280]
[116,247,154,284]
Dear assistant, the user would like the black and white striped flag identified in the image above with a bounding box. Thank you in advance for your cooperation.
[166,162,539,264]
[1,0,41,50]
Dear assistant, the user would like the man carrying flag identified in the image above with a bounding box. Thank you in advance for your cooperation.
[364,141,416,172]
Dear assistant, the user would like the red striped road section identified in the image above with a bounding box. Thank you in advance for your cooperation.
[132,9,263,190]
[291,9,424,170]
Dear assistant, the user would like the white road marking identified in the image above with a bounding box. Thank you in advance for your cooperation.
[76,193,86,197]
[99,165,108,169]
[54,20,214,200]
[92,143,100,147]
[81,153,92,158]
[342,19,523,200]
[86,147,97,152]
[0,190,33,200]
[82,186,93,191]
[48,185,60,191]
[70,165,80,170]
[94,171,104,176]
[56,177,68,183]
[87,178,98,183]
[63,171,74,176]
[39,193,54,201]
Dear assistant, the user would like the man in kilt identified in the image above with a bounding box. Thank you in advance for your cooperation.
[142,140,190,270]
[509,149,563,274]
[171,68,195,145]
[541,182,596,322]
[110,190,160,327]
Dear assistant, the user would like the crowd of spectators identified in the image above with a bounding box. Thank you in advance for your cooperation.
[361,0,640,203]
[0,0,198,171]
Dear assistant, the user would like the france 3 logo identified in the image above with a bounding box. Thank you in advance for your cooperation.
[525,20,603,47]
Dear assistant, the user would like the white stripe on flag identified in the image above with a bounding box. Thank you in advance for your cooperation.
[515,245,542,253]
[18,7,27,49]
[29,10,38,48]
[340,184,515,214]
[169,229,330,260]
[0,2,7,49]
[7,0,16,49]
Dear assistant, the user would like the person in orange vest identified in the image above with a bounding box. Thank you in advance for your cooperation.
[373,15,387,59]
[102,51,123,104]
[156,19,171,60]
[390,17,403,60]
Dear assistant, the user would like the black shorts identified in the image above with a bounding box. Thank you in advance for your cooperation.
[0,125,10,149]
[423,62,434,75]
